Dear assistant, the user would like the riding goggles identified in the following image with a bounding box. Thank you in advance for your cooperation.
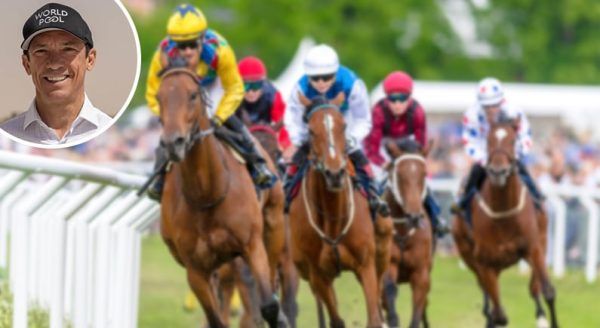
[309,74,335,83]
[244,80,264,91]
[387,93,410,103]
[176,40,200,50]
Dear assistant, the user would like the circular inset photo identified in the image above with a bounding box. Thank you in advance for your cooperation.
[0,1,140,148]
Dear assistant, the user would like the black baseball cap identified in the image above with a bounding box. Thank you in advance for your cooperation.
[21,3,93,51]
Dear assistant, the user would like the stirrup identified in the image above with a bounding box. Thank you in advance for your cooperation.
[147,179,163,202]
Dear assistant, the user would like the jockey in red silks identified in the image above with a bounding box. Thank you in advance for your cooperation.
[235,56,292,152]
[363,71,448,237]
[452,77,544,216]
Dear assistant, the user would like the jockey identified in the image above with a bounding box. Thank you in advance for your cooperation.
[283,44,389,217]
[363,71,448,236]
[145,4,276,200]
[235,56,292,151]
[453,77,544,213]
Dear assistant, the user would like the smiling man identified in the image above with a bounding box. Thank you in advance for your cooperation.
[1,3,111,146]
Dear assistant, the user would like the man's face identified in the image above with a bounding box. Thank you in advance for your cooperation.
[243,80,264,103]
[176,40,201,70]
[22,30,95,105]
[308,73,335,94]
[387,93,411,116]
[484,104,501,124]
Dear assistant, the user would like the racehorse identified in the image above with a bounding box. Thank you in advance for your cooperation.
[452,118,558,328]
[157,66,283,328]
[288,102,392,328]
[216,123,300,327]
[381,138,434,328]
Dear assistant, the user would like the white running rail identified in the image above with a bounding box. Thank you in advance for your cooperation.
[0,150,159,328]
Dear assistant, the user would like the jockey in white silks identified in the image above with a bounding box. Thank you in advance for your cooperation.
[453,77,544,215]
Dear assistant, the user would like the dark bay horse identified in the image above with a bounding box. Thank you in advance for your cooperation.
[452,119,558,328]
[381,139,434,328]
[216,123,299,327]
[288,104,393,328]
[157,67,283,328]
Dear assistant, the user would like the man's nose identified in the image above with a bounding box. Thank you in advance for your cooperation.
[46,51,66,69]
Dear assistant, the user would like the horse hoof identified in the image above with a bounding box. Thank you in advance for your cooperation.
[536,316,550,328]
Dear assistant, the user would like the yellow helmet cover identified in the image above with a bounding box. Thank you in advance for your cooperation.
[166,4,207,42]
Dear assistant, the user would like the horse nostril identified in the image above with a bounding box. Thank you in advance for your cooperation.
[174,136,186,147]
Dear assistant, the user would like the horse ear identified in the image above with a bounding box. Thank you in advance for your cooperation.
[385,139,402,159]
[298,92,312,107]
[422,139,434,158]
[331,92,345,107]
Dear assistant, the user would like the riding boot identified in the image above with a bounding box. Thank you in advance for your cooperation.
[424,188,448,238]
[283,144,309,213]
[147,145,169,202]
[516,160,545,205]
[348,149,390,218]
[450,163,486,215]
[223,116,277,189]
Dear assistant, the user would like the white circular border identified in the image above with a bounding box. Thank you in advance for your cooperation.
[0,0,142,149]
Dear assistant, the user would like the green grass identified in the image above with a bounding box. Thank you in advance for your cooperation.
[140,234,600,327]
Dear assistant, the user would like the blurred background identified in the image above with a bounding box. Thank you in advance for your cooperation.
[1,0,599,326]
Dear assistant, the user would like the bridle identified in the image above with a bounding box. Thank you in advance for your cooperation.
[485,147,517,181]
[386,154,428,245]
[159,67,231,210]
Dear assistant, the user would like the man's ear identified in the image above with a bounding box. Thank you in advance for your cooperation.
[86,48,97,71]
[22,54,31,75]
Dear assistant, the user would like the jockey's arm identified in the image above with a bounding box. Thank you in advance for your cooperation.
[270,91,292,149]
[284,84,309,147]
[363,104,386,167]
[413,104,428,147]
[212,45,245,124]
[462,106,486,164]
[345,79,372,150]
[146,49,164,115]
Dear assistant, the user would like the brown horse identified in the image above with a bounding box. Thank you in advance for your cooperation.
[452,119,558,328]
[216,123,299,327]
[381,139,434,328]
[288,104,392,328]
[157,67,283,328]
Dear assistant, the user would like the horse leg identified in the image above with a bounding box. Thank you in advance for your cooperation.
[187,268,227,328]
[263,205,286,288]
[422,300,430,328]
[309,271,345,328]
[408,269,430,328]
[216,264,236,326]
[233,259,262,328]
[529,274,549,328]
[381,267,400,328]
[528,245,558,328]
[356,263,384,328]
[244,236,281,328]
[316,299,327,328]
[478,267,507,327]
[278,251,299,328]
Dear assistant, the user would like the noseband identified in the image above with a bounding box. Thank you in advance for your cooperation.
[485,148,517,180]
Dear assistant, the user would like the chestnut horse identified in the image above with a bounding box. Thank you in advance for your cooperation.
[381,139,434,328]
[157,67,284,328]
[452,119,558,328]
[288,104,392,328]
[217,123,299,327]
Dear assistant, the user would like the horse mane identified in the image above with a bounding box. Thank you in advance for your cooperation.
[388,137,422,155]
[158,57,212,109]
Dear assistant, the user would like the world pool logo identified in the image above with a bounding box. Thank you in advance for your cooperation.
[34,9,69,26]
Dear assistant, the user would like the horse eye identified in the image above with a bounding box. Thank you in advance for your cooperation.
[189,92,199,102]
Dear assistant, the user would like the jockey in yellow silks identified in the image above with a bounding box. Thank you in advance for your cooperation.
[145,4,276,200]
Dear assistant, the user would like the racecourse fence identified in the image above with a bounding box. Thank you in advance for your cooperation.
[0,150,159,328]
[0,152,597,328]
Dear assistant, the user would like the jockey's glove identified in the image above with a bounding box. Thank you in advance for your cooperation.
[210,117,224,127]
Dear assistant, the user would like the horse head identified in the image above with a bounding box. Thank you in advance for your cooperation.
[157,63,212,162]
[486,115,520,187]
[385,137,432,225]
[305,96,348,192]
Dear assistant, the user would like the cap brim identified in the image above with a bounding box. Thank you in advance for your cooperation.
[21,28,85,50]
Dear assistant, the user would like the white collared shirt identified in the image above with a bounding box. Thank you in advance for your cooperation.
[0,95,112,146]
